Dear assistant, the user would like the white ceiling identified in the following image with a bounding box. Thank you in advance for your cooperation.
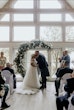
[0,0,9,8]
[66,0,74,8]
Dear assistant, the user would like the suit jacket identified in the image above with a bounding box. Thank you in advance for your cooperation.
[64,78,74,93]
[36,54,48,69]
[67,78,74,88]
[0,73,5,85]
[56,67,73,78]
[36,54,49,76]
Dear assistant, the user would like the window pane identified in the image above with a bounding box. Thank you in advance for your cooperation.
[40,26,62,42]
[66,26,74,42]
[51,49,62,76]
[40,0,61,9]
[12,48,18,60]
[65,48,74,68]
[0,27,9,41]
[14,0,33,9]
[40,14,62,22]
[0,13,10,21]
[13,26,35,41]
[13,14,33,21]
[65,14,74,22]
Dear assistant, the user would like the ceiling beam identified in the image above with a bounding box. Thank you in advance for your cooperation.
[0,8,74,13]
[58,0,74,19]
[0,0,17,20]
[58,0,73,9]
[3,0,17,8]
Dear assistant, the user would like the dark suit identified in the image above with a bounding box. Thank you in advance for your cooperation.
[36,54,49,88]
[0,73,5,85]
[2,67,16,88]
[56,67,73,78]
[64,79,74,108]
[71,95,74,105]
[55,67,73,95]
[56,94,69,110]
[0,73,9,106]
[64,78,74,94]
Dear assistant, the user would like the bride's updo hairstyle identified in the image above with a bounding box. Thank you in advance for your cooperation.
[31,54,35,59]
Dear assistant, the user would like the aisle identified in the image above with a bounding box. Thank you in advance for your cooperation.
[6,82,57,110]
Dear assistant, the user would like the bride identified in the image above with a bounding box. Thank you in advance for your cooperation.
[16,54,40,95]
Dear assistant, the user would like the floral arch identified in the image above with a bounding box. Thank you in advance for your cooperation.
[14,40,52,77]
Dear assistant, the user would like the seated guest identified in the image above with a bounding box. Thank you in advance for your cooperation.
[59,50,70,68]
[56,94,69,110]
[55,62,65,96]
[2,63,16,89]
[64,72,74,96]
[58,94,74,110]
[0,72,10,109]
[56,73,74,110]
[55,61,73,96]
[64,78,74,96]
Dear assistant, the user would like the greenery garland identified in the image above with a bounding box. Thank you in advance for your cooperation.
[14,40,52,77]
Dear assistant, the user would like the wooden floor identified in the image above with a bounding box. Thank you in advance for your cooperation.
[6,82,57,110]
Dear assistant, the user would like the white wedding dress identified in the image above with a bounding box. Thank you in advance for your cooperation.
[16,59,40,95]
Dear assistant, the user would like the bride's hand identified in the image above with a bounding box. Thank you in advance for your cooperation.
[31,63,38,67]
[31,63,36,67]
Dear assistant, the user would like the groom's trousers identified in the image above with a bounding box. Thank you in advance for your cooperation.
[41,69,46,88]
[42,76,46,88]
[40,68,49,88]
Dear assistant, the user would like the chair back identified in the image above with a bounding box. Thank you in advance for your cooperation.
[1,70,13,94]
[61,73,71,83]
[59,73,71,93]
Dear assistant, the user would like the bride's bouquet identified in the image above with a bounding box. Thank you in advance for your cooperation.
[0,85,5,97]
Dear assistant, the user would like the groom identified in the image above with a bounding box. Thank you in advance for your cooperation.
[35,51,50,89]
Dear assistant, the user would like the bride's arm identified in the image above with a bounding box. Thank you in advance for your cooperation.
[31,60,38,67]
